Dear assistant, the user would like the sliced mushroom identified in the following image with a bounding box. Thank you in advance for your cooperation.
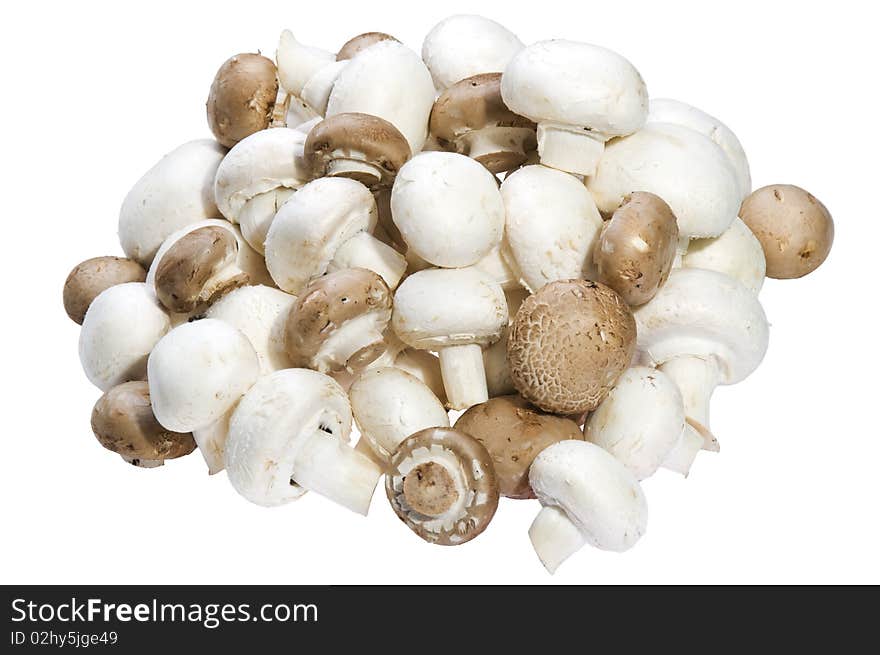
[63,256,146,325]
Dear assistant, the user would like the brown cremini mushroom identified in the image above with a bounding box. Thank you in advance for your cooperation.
[386,427,499,546]
[594,192,679,306]
[206,53,279,148]
[63,256,146,324]
[337,32,399,61]
[304,112,411,188]
[153,226,249,314]
[508,279,636,414]
[455,395,583,499]
[430,73,536,174]
[739,184,834,279]
[91,381,196,466]
[285,268,393,374]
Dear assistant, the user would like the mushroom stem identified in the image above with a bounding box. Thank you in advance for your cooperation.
[121,456,164,468]
[327,158,383,187]
[438,343,489,410]
[294,431,383,515]
[313,311,388,374]
[660,423,704,476]
[461,127,533,171]
[192,411,232,475]
[529,505,586,574]
[329,232,408,290]
[536,122,605,176]
[659,355,722,451]
[672,235,691,268]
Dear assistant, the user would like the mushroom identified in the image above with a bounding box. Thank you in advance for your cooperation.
[392,267,508,410]
[469,245,521,291]
[682,217,766,294]
[455,395,583,499]
[337,32,399,61]
[594,192,680,306]
[648,98,751,200]
[225,368,382,514]
[429,73,536,174]
[528,440,648,573]
[91,381,195,466]
[63,256,146,324]
[391,152,505,268]
[265,177,406,294]
[206,53,278,148]
[585,366,708,479]
[275,30,335,123]
[391,348,448,406]
[119,139,226,266]
[508,280,636,415]
[482,288,529,398]
[633,268,769,441]
[385,427,499,545]
[325,40,435,155]
[350,367,450,466]
[304,113,411,189]
[285,268,393,375]
[501,40,648,176]
[79,283,170,391]
[299,60,348,116]
[421,15,524,90]
[739,184,834,279]
[500,165,604,292]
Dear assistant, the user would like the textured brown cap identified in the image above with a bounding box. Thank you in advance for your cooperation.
[207,53,278,148]
[337,32,399,61]
[63,256,146,324]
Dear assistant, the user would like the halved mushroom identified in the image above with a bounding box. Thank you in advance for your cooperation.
[337,32,399,61]
[386,427,499,545]
[63,256,146,325]
[207,53,279,148]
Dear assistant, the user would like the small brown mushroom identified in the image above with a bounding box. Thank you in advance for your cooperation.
[430,73,537,174]
[386,427,499,545]
[508,279,636,415]
[739,184,834,279]
[63,256,146,324]
[337,32,399,61]
[206,53,279,148]
[594,192,680,306]
[304,112,411,189]
[285,268,393,374]
[91,381,196,466]
[455,395,583,499]
[153,226,249,314]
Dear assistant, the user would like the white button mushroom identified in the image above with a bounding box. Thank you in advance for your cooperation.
[682,217,766,294]
[391,152,505,268]
[225,368,382,515]
[79,283,171,391]
[119,140,226,266]
[528,440,648,574]
[275,29,335,106]
[501,41,648,176]
[500,165,604,291]
[482,287,529,398]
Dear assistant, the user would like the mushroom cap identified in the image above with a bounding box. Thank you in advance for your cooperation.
[206,285,297,374]
[588,122,740,239]
[469,245,521,291]
[265,177,377,295]
[119,140,225,266]
[501,40,648,136]
[739,184,834,279]
[385,427,499,545]
[79,283,171,391]
[585,366,686,480]
[594,191,680,306]
[147,319,260,433]
[500,165,603,292]
[207,53,278,148]
[91,381,195,462]
[392,268,508,349]
[276,30,335,97]
[455,395,583,499]
[508,280,636,415]
[391,152,505,267]
[351,367,450,464]
[214,127,310,223]
[530,440,647,552]
[683,216,766,294]
[337,32,399,61]
[648,98,751,200]
[225,368,351,507]
[63,256,146,324]
[422,14,524,90]
[285,268,393,373]
[304,113,411,185]
[633,268,769,384]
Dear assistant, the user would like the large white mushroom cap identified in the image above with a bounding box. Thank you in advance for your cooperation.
[682,217,766,294]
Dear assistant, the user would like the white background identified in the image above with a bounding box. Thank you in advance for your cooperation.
[1,0,878,585]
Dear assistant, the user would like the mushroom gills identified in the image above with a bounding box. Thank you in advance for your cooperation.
[326,153,384,187]
[529,505,587,574]
[121,456,164,468]
[537,122,606,176]
[659,355,722,452]
[313,311,389,374]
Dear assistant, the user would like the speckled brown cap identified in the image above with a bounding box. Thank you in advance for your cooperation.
[63,256,146,324]
[456,395,584,499]
[508,280,636,414]
[337,32,399,61]
[207,53,278,148]
[386,427,499,546]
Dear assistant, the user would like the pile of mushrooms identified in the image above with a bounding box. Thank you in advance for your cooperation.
[63,14,835,574]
